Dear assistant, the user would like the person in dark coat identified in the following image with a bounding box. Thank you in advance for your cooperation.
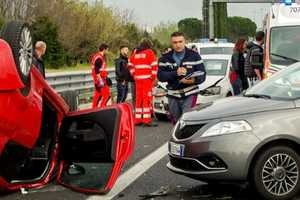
[231,38,248,95]
[244,31,265,87]
[33,41,47,78]
[115,46,132,103]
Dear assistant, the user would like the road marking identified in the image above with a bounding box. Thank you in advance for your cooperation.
[27,185,66,194]
[88,142,169,200]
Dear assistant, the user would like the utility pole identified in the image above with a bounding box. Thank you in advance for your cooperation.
[202,0,210,38]
[209,0,214,39]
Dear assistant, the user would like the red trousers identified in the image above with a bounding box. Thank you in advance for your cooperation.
[92,86,111,108]
[135,79,153,124]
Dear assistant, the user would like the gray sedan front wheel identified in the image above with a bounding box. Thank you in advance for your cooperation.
[253,146,300,200]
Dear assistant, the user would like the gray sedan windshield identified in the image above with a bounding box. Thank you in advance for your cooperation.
[246,64,300,100]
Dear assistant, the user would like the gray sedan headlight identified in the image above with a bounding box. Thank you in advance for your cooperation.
[153,87,167,97]
[201,121,252,137]
[202,86,221,96]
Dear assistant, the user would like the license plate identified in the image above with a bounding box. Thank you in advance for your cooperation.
[169,142,185,157]
[154,103,162,109]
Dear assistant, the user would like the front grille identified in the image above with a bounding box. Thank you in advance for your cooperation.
[170,156,206,171]
[175,124,206,140]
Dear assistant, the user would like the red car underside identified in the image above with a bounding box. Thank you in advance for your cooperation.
[0,39,135,193]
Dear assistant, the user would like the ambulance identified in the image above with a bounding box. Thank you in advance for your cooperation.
[264,0,300,77]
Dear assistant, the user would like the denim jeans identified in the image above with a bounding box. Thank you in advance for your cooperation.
[168,95,197,123]
[232,77,242,96]
[117,82,129,103]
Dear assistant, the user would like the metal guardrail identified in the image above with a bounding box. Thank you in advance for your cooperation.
[46,69,117,104]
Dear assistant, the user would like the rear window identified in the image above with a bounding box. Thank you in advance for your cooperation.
[200,47,233,55]
[203,59,228,76]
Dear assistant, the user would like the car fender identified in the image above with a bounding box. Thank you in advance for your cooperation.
[245,134,300,178]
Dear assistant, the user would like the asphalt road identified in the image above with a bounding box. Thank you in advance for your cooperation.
[2,120,300,200]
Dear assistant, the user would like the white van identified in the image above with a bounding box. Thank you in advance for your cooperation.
[264,2,300,77]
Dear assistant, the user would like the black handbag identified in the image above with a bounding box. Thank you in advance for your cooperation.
[106,77,113,87]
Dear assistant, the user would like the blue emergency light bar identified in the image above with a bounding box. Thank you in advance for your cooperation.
[199,38,210,43]
[283,0,294,5]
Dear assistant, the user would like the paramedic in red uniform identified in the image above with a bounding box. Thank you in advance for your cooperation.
[129,39,158,127]
[91,43,111,108]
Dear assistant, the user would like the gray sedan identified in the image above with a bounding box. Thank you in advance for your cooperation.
[167,63,300,200]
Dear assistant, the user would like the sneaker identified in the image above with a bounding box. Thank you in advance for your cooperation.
[135,123,143,127]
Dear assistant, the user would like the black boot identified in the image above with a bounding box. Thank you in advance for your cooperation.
[144,121,158,127]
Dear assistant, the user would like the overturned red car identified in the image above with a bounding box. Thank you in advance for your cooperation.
[0,21,135,194]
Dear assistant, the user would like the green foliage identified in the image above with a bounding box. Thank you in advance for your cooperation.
[178,18,204,41]
[123,23,143,49]
[0,16,4,30]
[227,16,257,41]
[0,1,171,68]
[214,3,228,38]
[151,22,178,46]
[31,16,66,68]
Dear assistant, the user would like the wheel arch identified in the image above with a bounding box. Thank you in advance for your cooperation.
[246,136,300,179]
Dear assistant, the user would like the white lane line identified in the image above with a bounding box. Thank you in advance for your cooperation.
[88,142,169,200]
[27,185,66,194]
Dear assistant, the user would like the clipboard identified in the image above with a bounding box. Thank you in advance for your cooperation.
[180,71,205,81]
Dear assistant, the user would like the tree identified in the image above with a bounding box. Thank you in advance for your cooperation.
[151,22,178,46]
[0,0,150,68]
[122,23,142,49]
[0,16,4,30]
[214,2,228,38]
[0,0,36,21]
[227,16,257,42]
[31,16,65,68]
[178,18,204,41]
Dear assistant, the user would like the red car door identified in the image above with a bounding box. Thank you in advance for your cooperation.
[56,103,135,193]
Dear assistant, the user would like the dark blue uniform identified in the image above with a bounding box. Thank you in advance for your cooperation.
[158,48,206,122]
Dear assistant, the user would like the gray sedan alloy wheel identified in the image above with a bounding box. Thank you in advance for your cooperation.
[253,146,300,200]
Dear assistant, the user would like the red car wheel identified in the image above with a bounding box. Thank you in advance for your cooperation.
[1,21,33,86]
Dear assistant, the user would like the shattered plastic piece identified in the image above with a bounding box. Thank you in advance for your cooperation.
[192,194,214,199]
[139,186,170,199]
[117,193,125,198]
[176,185,188,193]
[20,188,29,195]
[216,196,232,200]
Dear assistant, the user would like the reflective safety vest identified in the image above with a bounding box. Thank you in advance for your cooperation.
[128,49,158,81]
[91,52,108,87]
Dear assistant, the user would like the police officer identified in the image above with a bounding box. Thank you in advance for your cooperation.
[129,39,158,127]
[91,43,111,108]
[158,32,206,123]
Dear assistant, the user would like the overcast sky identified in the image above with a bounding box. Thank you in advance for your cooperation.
[100,0,271,29]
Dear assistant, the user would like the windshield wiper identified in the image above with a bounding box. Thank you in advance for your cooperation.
[270,53,299,63]
[244,94,272,99]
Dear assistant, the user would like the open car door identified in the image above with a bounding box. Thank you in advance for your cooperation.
[57,103,135,194]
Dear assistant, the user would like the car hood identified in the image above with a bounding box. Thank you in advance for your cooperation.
[182,96,295,121]
[198,75,224,90]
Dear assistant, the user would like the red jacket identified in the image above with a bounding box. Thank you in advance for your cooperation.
[91,52,108,87]
[128,49,158,81]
